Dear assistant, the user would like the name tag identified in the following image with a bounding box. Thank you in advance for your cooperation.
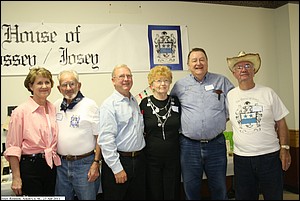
[56,113,63,121]
[205,84,214,91]
[252,105,263,112]
[172,106,179,113]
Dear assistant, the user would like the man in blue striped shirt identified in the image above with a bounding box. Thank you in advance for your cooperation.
[171,48,234,200]
[98,64,146,200]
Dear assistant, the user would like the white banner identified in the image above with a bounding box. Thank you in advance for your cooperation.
[1,23,189,76]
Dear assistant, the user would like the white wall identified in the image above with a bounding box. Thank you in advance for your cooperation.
[1,1,299,132]
[274,4,299,130]
[288,4,299,129]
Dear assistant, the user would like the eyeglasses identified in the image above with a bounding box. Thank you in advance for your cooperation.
[234,63,253,70]
[154,79,170,84]
[114,74,133,80]
[60,81,77,88]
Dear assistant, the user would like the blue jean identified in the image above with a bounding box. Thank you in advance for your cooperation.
[55,154,100,200]
[234,151,283,200]
[180,134,228,200]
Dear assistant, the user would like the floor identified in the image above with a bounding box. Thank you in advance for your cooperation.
[273,190,299,200]
[230,190,300,200]
[96,190,299,200]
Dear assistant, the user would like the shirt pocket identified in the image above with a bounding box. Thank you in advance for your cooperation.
[206,90,224,111]
[115,105,132,124]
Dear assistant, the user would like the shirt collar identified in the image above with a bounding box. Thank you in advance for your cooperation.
[27,96,47,113]
[113,90,134,102]
[191,72,210,83]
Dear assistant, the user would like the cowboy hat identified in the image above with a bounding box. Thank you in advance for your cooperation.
[227,51,261,74]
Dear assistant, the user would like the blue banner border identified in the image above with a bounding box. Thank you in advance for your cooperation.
[148,25,183,70]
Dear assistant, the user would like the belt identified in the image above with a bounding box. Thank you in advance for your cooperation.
[21,153,45,159]
[118,150,142,157]
[199,133,224,143]
[182,133,224,143]
[59,150,94,161]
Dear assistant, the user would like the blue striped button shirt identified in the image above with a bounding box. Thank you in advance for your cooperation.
[170,72,234,140]
[98,90,145,174]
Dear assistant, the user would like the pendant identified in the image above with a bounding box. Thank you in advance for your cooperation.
[147,103,150,106]
[155,107,160,113]
[158,123,162,127]
[162,129,166,140]
[162,116,166,119]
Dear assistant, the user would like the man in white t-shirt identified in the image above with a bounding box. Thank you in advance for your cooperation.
[226,51,291,200]
[54,70,101,200]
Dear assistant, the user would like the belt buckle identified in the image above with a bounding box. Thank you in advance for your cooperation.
[200,139,209,143]
[66,155,73,160]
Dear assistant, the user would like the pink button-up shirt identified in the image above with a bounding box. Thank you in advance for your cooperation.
[4,97,61,168]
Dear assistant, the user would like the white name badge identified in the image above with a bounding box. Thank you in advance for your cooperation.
[172,106,179,113]
[205,84,214,91]
[252,105,263,112]
[56,113,63,121]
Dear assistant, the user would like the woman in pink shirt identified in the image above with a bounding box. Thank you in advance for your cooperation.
[4,67,61,196]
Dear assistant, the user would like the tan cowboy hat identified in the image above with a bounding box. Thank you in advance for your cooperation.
[227,51,261,74]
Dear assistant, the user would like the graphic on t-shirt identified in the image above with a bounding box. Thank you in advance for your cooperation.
[235,101,263,132]
[70,115,80,128]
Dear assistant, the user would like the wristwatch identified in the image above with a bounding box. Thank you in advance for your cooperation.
[93,159,102,165]
[281,145,290,150]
